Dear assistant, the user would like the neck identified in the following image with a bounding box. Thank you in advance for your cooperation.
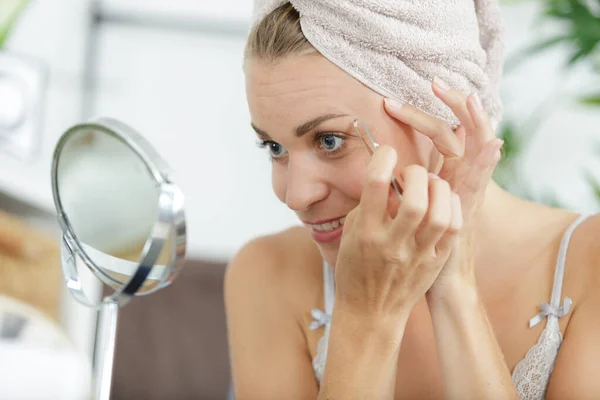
[474,181,544,268]
[472,180,580,293]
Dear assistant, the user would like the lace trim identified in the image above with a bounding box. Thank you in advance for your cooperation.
[512,318,563,400]
[312,333,328,383]
[310,308,331,383]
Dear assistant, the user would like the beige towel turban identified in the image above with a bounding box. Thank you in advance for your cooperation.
[252,0,505,130]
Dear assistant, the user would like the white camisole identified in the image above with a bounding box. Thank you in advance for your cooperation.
[309,214,592,399]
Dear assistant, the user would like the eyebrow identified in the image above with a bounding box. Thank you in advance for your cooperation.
[251,113,348,140]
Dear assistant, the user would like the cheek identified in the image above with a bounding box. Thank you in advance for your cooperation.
[334,158,368,200]
[347,170,367,199]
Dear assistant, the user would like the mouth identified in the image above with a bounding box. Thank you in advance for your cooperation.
[304,216,346,244]
[306,216,346,232]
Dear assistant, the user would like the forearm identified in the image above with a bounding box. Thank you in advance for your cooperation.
[427,280,518,400]
[318,307,409,400]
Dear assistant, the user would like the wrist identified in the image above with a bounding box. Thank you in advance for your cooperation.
[426,277,479,312]
[321,305,408,399]
[330,303,410,346]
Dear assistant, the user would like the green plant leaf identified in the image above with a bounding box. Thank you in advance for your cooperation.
[579,93,600,105]
[0,0,31,49]
[501,0,600,210]
[497,121,522,161]
[510,0,600,72]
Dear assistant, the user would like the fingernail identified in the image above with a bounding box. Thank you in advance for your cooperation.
[448,139,463,158]
[495,139,504,152]
[433,76,450,91]
[472,93,483,110]
[454,143,464,157]
[428,173,441,180]
[494,150,502,162]
[452,193,463,224]
[491,139,503,161]
[384,98,404,111]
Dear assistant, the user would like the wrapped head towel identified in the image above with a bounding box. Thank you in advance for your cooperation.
[251,0,505,130]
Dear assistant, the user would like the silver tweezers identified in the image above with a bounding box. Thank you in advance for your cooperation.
[353,119,403,200]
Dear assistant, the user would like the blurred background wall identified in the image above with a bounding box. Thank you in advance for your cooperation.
[0,0,598,398]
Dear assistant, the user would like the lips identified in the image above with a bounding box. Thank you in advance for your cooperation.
[304,216,346,231]
[304,215,346,225]
[304,216,346,244]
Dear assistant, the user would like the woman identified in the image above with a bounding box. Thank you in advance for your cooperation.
[225,1,600,399]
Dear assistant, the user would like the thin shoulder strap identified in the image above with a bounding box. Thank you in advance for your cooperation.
[529,214,590,328]
[550,214,589,307]
[309,261,336,331]
[323,261,335,315]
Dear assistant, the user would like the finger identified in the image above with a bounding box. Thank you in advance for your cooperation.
[437,125,469,185]
[358,145,398,226]
[386,185,403,219]
[455,125,467,149]
[457,138,503,211]
[435,192,462,258]
[466,93,495,143]
[431,77,476,132]
[414,174,452,253]
[391,165,429,240]
[384,98,463,158]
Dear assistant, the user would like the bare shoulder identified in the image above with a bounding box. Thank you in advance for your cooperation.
[224,227,324,397]
[550,211,600,305]
[545,213,600,397]
[225,225,323,311]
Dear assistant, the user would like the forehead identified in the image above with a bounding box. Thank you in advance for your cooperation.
[245,55,376,131]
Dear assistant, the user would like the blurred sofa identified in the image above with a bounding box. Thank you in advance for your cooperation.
[109,258,231,400]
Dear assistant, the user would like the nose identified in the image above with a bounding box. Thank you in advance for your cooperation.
[285,157,328,212]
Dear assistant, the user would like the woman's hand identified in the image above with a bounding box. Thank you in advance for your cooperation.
[334,145,462,320]
[383,78,503,292]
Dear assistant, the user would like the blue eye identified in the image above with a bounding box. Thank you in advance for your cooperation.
[319,134,344,152]
[268,142,287,158]
[257,140,288,160]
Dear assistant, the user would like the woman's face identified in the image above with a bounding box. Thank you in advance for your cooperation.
[245,53,438,266]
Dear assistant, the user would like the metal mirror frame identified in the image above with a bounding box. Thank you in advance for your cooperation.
[51,117,187,308]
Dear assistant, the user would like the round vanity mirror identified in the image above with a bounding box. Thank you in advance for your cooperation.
[51,117,186,400]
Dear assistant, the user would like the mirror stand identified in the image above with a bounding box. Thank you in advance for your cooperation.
[93,299,119,400]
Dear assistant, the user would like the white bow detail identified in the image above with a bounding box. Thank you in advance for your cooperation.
[309,309,331,331]
[529,297,573,328]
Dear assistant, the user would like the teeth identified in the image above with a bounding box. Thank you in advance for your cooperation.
[311,217,345,232]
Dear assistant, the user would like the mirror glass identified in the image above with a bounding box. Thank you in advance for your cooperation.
[56,127,174,294]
